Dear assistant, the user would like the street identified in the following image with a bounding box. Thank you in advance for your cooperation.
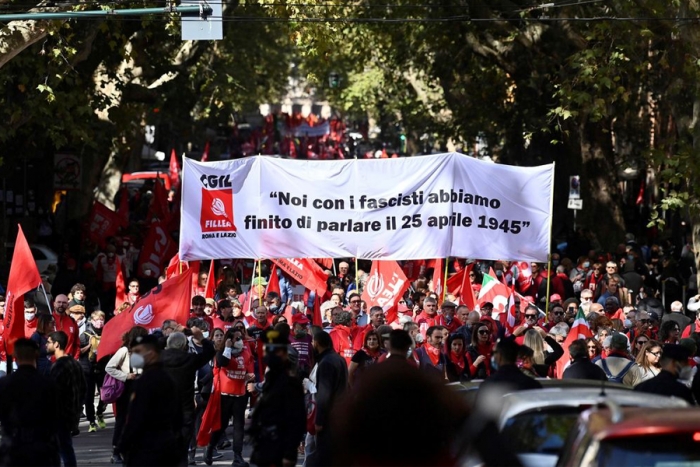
[73,406,265,466]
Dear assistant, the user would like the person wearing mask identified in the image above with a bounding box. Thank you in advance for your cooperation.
[290,313,314,379]
[0,339,60,466]
[119,334,183,465]
[636,340,663,382]
[562,339,607,380]
[160,329,215,465]
[249,329,306,467]
[47,331,86,467]
[105,326,148,464]
[466,322,493,379]
[203,328,254,467]
[79,310,107,432]
[68,304,87,335]
[23,297,39,338]
[30,313,55,376]
[308,330,348,467]
[52,294,80,359]
[635,344,696,405]
[438,301,461,333]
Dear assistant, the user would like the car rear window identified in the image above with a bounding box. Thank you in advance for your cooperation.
[501,407,583,454]
[598,433,700,466]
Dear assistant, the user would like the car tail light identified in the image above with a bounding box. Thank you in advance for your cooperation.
[692,432,700,442]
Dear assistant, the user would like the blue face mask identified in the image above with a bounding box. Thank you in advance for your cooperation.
[552,260,560,267]
[490,355,499,371]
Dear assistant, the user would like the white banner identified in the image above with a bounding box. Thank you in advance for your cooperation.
[179,153,554,262]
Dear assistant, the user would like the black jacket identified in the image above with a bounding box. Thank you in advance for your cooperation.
[120,362,182,466]
[249,366,306,466]
[0,365,60,466]
[478,364,542,396]
[562,357,607,381]
[635,369,696,405]
[160,339,215,419]
[315,348,348,428]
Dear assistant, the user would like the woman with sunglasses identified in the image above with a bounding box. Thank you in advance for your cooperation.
[630,334,650,358]
[635,340,663,382]
[658,320,681,344]
[446,334,470,382]
[585,337,603,363]
[465,323,493,379]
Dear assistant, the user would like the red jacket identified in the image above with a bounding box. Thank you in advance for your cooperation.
[24,317,38,339]
[415,311,438,336]
[329,324,355,365]
[53,312,80,359]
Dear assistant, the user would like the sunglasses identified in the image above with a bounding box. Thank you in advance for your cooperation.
[478,329,491,335]
[525,314,537,319]
[552,311,564,316]
[647,350,662,357]
[636,340,648,345]
[350,300,360,304]
[640,319,650,324]
[587,345,597,350]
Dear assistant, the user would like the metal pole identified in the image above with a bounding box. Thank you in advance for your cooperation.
[0,5,207,21]
[573,209,577,231]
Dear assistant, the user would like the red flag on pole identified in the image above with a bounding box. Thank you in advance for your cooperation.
[446,268,466,296]
[201,142,210,162]
[99,271,192,358]
[136,220,177,280]
[271,258,327,296]
[555,307,593,378]
[168,149,180,189]
[460,263,477,310]
[166,253,189,279]
[3,226,42,354]
[114,255,127,310]
[266,265,281,297]
[431,259,445,299]
[361,260,409,325]
[204,261,216,299]
[148,178,170,223]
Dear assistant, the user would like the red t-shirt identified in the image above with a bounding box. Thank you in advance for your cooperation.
[218,347,254,396]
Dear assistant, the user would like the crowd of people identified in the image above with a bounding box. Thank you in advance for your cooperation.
[1,231,700,465]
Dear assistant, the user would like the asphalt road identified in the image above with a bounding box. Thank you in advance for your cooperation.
[73,405,264,467]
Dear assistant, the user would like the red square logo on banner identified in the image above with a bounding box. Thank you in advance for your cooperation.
[200,188,236,232]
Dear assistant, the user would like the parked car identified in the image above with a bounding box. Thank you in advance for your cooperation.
[497,387,688,467]
[557,406,700,467]
[5,243,58,274]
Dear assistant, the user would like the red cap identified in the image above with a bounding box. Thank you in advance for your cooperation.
[550,294,562,302]
[397,304,410,313]
[292,313,310,325]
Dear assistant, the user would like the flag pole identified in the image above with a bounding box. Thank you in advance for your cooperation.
[248,259,257,311]
[38,282,52,313]
[257,259,263,303]
[544,162,556,321]
[442,258,449,304]
[355,257,359,292]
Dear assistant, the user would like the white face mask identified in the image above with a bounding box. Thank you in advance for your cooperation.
[398,314,412,325]
[130,353,145,370]
[679,365,694,381]
[414,333,424,344]
[25,312,36,321]
[202,331,210,339]
[233,340,244,350]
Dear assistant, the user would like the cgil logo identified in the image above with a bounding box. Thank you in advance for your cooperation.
[200,174,232,189]
[200,188,237,233]
[365,271,385,300]
[133,304,155,325]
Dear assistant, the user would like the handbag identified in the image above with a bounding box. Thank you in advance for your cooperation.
[305,392,317,435]
[100,373,125,403]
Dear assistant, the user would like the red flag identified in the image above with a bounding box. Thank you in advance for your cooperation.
[87,202,120,248]
[204,261,216,299]
[402,260,425,282]
[555,307,593,378]
[137,220,177,280]
[361,260,409,325]
[446,269,466,296]
[148,178,170,223]
[3,226,42,354]
[516,261,533,291]
[266,265,281,297]
[431,259,446,301]
[190,261,202,299]
[117,186,129,229]
[114,256,127,310]
[201,142,210,162]
[168,149,180,189]
[271,258,327,296]
[166,253,189,279]
[312,292,322,327]
[197,370,222,446]
[99,272,192,358]
[314,258,334,271]
[460,264,477,310]
[505,283,517,335]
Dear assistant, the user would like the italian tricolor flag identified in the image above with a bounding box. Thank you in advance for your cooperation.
[478,273,511,314]
[555,307,594,378]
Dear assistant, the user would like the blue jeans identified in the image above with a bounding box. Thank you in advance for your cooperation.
[57,427,77,467]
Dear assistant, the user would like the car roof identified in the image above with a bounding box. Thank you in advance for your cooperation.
[582,407,700,440]
[499,387,688,427]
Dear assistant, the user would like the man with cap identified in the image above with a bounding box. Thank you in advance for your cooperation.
[635,344,696,405]
[249,329,306,467]
[290,313,314,378]
[390,303,413,330]
[119,334,182,466]
[595,333,642,387]
[437,301,461,333]
[68,304,86,335]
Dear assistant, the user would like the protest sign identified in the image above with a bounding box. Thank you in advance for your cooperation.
[179,153,554,262]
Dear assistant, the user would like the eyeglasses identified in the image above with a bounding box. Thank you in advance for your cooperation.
[552,311,564,316]
[636,340,648,345]
[350,300,360,304]
[587,345,597,350]
[478,330,491,335]
[525,314,537,319]
[647,350,662,357]
[640,319,650,324]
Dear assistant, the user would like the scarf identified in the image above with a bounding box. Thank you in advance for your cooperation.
[449,350,465,373]
[425,342,441,366]
[363,347,381,361]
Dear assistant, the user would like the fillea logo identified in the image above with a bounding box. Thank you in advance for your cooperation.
[365,270,385,300]
[133,304,155,325]
[200,173,236,236]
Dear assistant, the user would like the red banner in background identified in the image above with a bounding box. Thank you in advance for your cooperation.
[87,202,120,248]
[137,220,177,280]
[99,271,191,358]
[271,258,328,295]
[3,226,42,355]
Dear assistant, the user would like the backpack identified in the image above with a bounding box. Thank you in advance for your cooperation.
[600,359,636,383]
